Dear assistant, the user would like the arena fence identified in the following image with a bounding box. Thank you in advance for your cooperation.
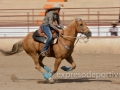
[0,7,120,37]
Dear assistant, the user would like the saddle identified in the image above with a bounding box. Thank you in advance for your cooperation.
[32,27,58,44]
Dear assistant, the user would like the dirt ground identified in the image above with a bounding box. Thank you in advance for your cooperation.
[0,51,120,90]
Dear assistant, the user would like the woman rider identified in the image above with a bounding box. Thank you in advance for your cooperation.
[41,4,64,56]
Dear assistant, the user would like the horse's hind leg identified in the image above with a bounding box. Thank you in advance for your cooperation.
[28,52,53,82]
[28,52,42,72]
[38,55,54,83]
[38,55,44,68]
[39,55,52,73]
[61,55,76,71]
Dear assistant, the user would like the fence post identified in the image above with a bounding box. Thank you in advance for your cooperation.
[27,12,30,33]
[88,8,90,22]
[32,9,34,23]
[62,12,64,26]
[97,11,100,36]
[118,7,120,23]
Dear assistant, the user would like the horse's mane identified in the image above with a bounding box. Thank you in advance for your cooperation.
[64,19,76,30]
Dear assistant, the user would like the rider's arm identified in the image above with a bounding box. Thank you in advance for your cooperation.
[47,11,59,31]
[58,16,63,29]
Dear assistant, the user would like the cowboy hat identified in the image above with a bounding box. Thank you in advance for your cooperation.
[47,4,63,10]
[111,21,118,25]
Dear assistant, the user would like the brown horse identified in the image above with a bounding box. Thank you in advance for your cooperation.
[0,18,91,83]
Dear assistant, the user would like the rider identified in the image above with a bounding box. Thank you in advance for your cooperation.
[41,4,64,56]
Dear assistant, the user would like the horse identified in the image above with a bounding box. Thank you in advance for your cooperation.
[0,18,91,83]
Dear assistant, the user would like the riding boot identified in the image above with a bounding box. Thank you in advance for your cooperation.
[40,51,46,57]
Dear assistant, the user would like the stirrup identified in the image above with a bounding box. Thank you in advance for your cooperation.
[52,38,57,44]
[40,52,46,57]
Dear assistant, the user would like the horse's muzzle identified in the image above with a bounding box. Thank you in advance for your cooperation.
[84,31,92,38]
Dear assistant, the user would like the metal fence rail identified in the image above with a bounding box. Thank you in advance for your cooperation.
[0,7,120,37]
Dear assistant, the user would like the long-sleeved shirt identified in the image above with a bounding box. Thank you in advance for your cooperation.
[42,10,63,31]
[109,27,118,32]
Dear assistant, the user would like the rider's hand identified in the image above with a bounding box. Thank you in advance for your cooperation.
[58,29,64,35]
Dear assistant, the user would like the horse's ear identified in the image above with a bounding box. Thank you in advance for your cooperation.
[74,17,77,21]
[74,17,82,21]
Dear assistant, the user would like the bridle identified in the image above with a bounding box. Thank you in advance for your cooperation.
[61,18,89,45]
[75,18,90,36]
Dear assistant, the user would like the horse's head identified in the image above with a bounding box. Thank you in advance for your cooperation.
[75,18,92,38]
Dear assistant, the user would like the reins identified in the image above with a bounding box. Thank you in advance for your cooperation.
[61,34,88,45]
[58,19,89,50]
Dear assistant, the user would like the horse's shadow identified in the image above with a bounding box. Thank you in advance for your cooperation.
[54,78,112,83]
[11,75,112,84]
[37,78,112,84]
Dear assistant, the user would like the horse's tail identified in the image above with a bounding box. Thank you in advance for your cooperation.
[0,40,23,56]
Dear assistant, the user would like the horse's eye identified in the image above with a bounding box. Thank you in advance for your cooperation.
[80,24,83,26]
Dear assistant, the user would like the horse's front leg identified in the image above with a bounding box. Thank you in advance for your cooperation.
[61,55,76,71]
[52,58,62,74]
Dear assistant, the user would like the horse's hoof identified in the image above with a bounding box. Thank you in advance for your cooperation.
[42,72,54,84]
[48,77,54,84]
[61,66,72,71]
